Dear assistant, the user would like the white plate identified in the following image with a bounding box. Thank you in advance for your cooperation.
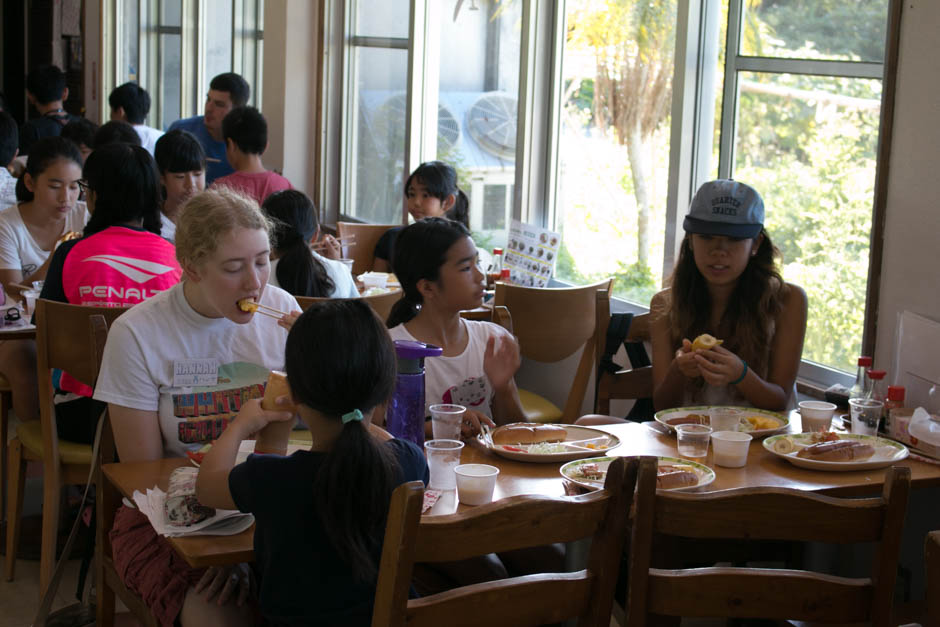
[483,424,621,463]
[654,405,789,438]
[560,456,716,492]
[762,433,909,471]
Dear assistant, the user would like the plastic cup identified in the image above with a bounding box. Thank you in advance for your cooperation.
[799,400,837,432]
[360,273,388,290]
[337,258,354,272]
[425,439,464,490]
[455,464,499,506]
[22,289,39,316]
[430,404,465,440]
[711,431,753,467]
[849,398,883,436]
[675,424,712,461]
[710,407,743,432]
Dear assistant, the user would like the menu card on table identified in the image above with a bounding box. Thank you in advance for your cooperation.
[503,219,561,288]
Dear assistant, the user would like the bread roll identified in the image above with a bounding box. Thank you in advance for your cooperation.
[261,370,295,411]
[691,333,723,351]
[796,439,874,462]
[492,424,567,445]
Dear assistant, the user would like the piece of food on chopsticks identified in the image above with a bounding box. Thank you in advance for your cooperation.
[691,333,723,351]
[165,466,215,526]
[657,462,700,490]
[238,298,259,313]
[492,424,567,446]
[796,439,875,462]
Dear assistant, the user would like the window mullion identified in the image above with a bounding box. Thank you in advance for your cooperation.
[717,0,743,180]
[736,56,883,80]
[404,0,428,224]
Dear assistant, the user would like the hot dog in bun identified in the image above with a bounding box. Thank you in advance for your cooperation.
[657,463,699,489]
[796,439,874,462]
[492,424,567,445]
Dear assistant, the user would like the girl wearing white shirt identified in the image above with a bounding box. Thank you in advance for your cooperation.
[262,189,358,298]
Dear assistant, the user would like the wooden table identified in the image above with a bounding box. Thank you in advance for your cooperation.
[100,420,940,566]
[0,322,36,340]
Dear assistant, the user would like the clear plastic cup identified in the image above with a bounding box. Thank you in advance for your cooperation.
[675,424,712,461]
[337,259,354,273]
[360,273,388,290]
[424,439,464,490]
[22,289,39,316]
[430,404,465,440]
[710,407,743,432]
[849,398,883,436]
[799,400,837,432]
[455,463,499,506]
[711,431,753,467]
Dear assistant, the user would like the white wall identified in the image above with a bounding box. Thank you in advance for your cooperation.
[874,0,940,403]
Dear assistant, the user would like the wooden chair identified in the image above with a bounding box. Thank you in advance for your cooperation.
[5,300,129,597]
[336,221,399,275]
[372,456,637,627]
[928,530,940,627]
[460,305,513,332]
[593,292,653,416]
[493,279,612,423]
[295,288,402,323]
[625,456,912,626]
[1,373,12,530]
[93,311,158,626]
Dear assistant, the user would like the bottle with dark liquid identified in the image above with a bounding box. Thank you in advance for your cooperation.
[486,248,503,289]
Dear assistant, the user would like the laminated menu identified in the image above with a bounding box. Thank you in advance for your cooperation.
[503,219,561,288]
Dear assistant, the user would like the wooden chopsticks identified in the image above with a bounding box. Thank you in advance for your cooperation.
[311,235,356,252]
[246,301,289,319]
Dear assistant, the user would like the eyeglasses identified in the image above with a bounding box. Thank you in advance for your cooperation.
[4,307,21,323]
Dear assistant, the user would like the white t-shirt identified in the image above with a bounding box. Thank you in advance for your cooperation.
[159,212,176,243]
[134,124,164,156]
[268,249,359,298]
[0,203,89,277]
[93,281,299,458]
[387,319,509,419]
[0,169,17,212]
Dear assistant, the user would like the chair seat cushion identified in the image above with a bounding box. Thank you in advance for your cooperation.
[16,420,93,465]
[518,388,563,424]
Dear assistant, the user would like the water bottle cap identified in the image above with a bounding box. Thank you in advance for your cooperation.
[393,340,443,359]
[857,356,872,367]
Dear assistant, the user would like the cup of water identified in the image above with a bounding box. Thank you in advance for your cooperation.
[849,398,883,436]
[430,404,465,440]
[676,424,712,461]
[424,439,464,490]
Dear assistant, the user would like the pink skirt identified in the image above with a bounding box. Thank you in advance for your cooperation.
[110,505,205,627]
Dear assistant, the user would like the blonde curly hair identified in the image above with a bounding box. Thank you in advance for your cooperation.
[175,187,273,269]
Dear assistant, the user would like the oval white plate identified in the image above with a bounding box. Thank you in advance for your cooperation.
[484,424,621,463]
[560,455,716,492]
[654,405,789,438]
[762,433,909,471]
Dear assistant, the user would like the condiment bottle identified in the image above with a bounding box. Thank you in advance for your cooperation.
[866,369,887,433]
[883,385,905,434]
[849,356,873,399]
[386,340,443,447]
[486,248,503,289]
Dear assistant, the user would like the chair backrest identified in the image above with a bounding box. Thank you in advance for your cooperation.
[593,292,652,415]
[493,279,612,421]
[35,299,131,456]
[372,456,637,627]
[928,530,940,626]
[337,221,400,275]
[295,288,403,324]
[625,456,912,626]
[459,305,513,334]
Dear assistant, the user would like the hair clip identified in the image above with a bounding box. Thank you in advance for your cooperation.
[341,409,364,424]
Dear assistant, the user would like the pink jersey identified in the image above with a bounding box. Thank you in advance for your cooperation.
[211,170,293,205]
[59,226,182,395]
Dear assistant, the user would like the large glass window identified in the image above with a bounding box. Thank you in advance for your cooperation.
[555,0,678,306]
[718,0,889,375]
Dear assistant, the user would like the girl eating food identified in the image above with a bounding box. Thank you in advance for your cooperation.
[261,189,358,298]
[650,179,807,411]
[385,217,525,433]
[93,187,298,626]
[196,300,428,626]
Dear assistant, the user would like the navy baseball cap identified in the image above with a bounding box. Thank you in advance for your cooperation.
[683,179,764,239]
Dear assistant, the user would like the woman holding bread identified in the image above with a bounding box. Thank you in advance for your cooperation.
[650,179,807,412]
[93,187,299,626]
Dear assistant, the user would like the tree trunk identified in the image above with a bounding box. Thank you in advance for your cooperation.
[626,121,650,269]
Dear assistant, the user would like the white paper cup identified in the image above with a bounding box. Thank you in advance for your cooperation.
[799,400,837,432]
[424,439,464,490]
[430,404,465,440]
[710,407,743,432]
[455,464,499,506]
[359,272,388,290]
[711,431,752,467]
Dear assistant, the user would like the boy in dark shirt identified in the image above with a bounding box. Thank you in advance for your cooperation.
[19,65,78,155]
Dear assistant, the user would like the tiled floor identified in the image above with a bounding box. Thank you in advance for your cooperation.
[0,556,87,627]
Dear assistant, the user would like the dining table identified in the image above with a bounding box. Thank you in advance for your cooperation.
[99,414,940,568]
[0,321,36,340]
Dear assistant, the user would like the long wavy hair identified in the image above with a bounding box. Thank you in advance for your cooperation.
[661,230,787,378]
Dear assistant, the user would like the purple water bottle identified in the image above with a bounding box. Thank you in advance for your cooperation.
[386,340,443,447]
